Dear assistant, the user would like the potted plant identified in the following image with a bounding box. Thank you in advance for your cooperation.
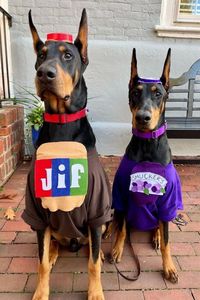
[26,105,44,147]
[11,84,44,150]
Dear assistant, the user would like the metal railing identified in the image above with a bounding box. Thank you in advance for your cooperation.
[0,6,12,107]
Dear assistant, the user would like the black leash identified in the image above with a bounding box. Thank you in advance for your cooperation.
[108,225,141,281]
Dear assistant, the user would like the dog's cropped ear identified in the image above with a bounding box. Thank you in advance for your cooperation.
[160,48,171,91]
[28,10,44,53]
[129,48,138,86]
[74,8,89,69]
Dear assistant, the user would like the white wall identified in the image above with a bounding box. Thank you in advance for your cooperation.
[8,0,161,41]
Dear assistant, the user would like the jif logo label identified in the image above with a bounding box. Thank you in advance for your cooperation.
[34,158,88,197]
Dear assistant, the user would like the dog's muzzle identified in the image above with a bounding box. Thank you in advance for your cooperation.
[135,110,152,125]
[37,65,57,83]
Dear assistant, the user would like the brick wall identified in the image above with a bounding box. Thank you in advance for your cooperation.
[8,0,161,41]
[0,106,24,186]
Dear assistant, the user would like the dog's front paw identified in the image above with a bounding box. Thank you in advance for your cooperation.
[112,244,123,263]
[163,265,178,283]
[32,291,48,300]
[88,289,105,300]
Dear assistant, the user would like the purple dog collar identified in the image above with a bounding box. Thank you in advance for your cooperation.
[132,122,167,139]
[138,78,162,84]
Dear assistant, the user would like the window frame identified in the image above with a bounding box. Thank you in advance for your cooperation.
[155,0,200,38]
[177,0,200,23]
[0,0,13,100]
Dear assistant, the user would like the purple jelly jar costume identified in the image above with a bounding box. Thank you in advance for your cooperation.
[112,156,183,230]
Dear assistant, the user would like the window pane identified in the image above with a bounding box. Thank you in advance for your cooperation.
[179,0,200,15]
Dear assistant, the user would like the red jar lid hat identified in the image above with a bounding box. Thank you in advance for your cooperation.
[46,33,73,43]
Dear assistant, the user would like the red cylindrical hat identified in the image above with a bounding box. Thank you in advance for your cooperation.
[47,33,73,43]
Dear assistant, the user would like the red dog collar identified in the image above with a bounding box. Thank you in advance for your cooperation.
[43,108,87,124]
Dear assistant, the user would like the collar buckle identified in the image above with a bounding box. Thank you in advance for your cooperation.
[152,130,158,139]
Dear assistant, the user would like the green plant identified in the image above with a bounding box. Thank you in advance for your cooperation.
[26,105,44,131]
[5,83,44,156]
[12,83,41,108]
[11,83,44,130]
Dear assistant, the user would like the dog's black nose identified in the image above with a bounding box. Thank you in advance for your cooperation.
[37,66,57,82]
[136,110,152,124]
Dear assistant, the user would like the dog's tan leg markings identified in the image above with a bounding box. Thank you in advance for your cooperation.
[159,221,178,283]
[100,249,105,263]
[112,219,126,263]
[33,227,51,300]
[88,228,104,300]
[49,239,59,268]
[152,227,161,249]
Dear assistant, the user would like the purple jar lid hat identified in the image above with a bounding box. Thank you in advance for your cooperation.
[138,77,162,84]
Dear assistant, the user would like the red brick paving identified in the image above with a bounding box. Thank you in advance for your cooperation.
[2,219,30,231]
[165,271,200,289]
[169,242,196,255]
[177,256,200,270]
[0,257,11,273]
[0,231,16,243]
[119,271,166,290]
[192,290,200,300]
[0,294,32,300]
[144,290,194,300]
[25,273,73,292]
[0,160,199,299]
[8,257,38,273]
[0,274,28,292]
[193,243,200,255]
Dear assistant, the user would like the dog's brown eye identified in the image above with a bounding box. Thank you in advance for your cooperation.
[38,53,45,59]
[63,52,72,61]
[133,90,139,97]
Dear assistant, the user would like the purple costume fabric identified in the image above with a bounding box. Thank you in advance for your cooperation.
[112,156,183,230]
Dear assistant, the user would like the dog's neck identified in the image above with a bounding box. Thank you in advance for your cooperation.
[126,114,172,166]
[36,77,96,150]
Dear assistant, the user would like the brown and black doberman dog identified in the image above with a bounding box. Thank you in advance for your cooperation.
[22,9,112,300]
[111,48,183,283]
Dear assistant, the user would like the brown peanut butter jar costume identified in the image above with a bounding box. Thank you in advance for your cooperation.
[22,143,112,239]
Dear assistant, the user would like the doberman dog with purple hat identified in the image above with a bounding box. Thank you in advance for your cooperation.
[22,9,112,300]
[112,48,183,283]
